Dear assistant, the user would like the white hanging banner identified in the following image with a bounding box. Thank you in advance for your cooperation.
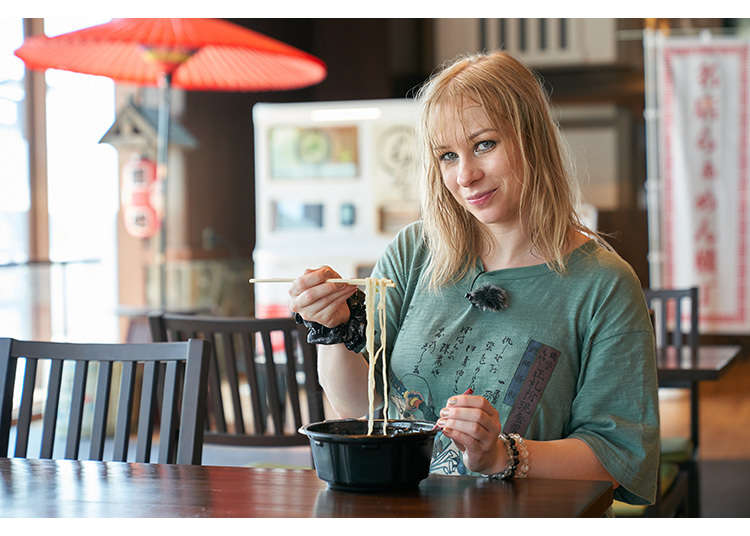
[659,39,750,332]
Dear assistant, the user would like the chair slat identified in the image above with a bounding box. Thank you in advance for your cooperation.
[136,361,159,463]
[14,358,38,458]
[296,326,324,424]
[148,314,168,344]
[64,360,89,460]
[89,361,113,461]
[206,340,227,433]
[673,298,683,349]
[218,332,245,434]
[112,361,137,461]
[158,361,182,464]
[176,340,209,464]
[240,332,265,435]
[658,300,668,348]
[0,339,17,458]
[689,288,699,354]
[176,329,219,435]
[282,328,304,430]
[260,330,284,435]
[40,359,64,459]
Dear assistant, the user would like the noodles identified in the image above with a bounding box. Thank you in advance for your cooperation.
[365,277,390,435]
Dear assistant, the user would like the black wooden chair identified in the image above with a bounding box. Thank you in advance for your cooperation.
[148,313,324,452]
[645,287,699,360]
[614,287,698,517]
[0,338,209,464]
[646,286,700,516]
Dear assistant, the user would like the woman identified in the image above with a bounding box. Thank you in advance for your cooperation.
[290,51,659,506]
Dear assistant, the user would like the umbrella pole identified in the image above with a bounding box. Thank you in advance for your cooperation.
[156,72,172,310]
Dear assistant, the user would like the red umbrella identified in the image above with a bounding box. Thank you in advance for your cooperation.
[15,18,327,308]
[14,18,327,91]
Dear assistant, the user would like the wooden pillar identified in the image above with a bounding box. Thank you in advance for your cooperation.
[24,18,48,264]
[23,18,52,341]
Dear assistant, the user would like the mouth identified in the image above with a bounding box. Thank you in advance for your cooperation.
[465,189,497,206]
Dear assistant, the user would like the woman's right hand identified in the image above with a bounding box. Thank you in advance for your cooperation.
[289,266,358,328]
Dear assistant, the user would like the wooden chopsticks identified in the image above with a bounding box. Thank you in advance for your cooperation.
[248,278,395,287]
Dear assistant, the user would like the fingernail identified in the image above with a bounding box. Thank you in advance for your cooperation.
[440,408,450,417]
[447,398,457,406]
[437,419,446,427]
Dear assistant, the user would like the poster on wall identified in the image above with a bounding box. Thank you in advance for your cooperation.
[373,123,420,234]
[658,38,750,332]
[268,125,359,179]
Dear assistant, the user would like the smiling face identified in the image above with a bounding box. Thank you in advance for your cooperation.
[433,100,522,232]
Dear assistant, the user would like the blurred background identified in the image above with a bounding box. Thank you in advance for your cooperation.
[8,17,745,343]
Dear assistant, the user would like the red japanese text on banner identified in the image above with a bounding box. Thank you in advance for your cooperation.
[659,40,750,332]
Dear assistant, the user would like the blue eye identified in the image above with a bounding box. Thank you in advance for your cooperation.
[439,151,458,162]
[475,140,496,153]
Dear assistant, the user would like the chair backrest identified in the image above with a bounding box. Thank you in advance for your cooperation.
[148,313,324,447]
[643,287,699,354]
[0,338,209,464]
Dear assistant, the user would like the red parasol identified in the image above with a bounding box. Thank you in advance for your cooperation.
[15,18,327,308]
[14,18,327,91]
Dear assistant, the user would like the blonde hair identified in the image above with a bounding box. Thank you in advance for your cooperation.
[415,51,596,290]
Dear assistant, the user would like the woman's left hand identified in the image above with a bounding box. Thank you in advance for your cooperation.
[437,393,505,474]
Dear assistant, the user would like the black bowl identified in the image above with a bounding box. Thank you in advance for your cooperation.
[298,419,438,492]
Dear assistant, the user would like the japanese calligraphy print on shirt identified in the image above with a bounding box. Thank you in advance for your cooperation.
[384,288,563,477]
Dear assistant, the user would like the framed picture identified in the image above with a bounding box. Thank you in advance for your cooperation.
[268,125,359,179]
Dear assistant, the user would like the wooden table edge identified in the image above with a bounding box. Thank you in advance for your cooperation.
[579,480,615,517]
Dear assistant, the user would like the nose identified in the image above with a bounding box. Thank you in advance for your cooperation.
[456,158,483,187]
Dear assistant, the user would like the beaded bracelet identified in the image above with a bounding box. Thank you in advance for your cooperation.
[509,433,529,478]
[484,433,529,480]
[485,433,517,480]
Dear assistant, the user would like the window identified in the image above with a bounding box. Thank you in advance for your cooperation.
[4,17,119,425]
[43,18,119,343]
[0,18,30,265]
[2,17,119,348]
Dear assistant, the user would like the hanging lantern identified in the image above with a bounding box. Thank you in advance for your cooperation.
[121,155,160,238]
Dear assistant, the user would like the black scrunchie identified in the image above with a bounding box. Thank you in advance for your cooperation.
[293,289,367,353]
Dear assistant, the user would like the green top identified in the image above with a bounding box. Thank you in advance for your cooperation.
[369,221,659,505]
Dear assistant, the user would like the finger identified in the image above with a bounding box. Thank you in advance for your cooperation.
[442,427,479,452]
[290,266,345,296]
[292,288,356,328]
[447,394,499,414]
[296,282,356,311]
[440,404,499,434]
[439,417,496,445]
[442,406,498,427]
[303,286,357,318]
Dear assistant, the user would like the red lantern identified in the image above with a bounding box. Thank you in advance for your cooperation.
[121,155,160,238]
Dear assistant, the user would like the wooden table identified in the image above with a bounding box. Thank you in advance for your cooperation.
[0,458,613,517]
[656,344,740,383]
[656,344,741,453]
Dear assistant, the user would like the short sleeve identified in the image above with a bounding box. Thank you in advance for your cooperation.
[567,273,660,505]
